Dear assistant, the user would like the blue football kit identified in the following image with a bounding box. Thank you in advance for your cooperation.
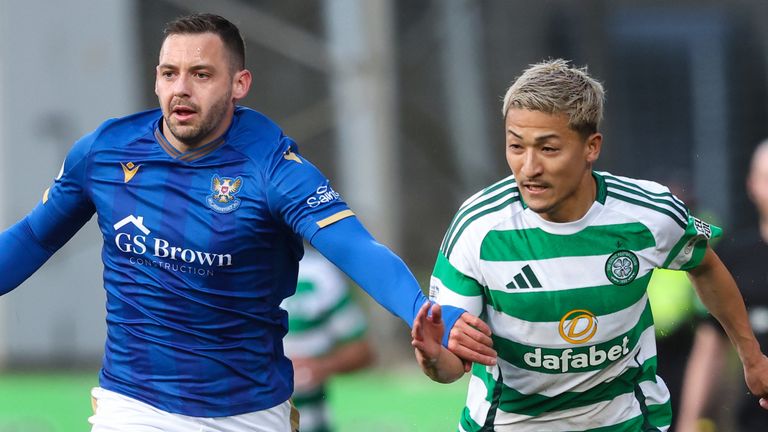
[0,107,464,416]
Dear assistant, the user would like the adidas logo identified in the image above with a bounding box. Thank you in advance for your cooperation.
[506,264,542,289]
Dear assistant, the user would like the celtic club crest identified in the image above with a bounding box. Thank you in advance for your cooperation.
[604,250,639,286]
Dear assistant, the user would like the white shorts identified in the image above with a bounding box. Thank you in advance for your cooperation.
[89,387,298,432]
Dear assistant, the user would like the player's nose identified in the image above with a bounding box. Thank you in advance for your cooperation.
[519,151,543,178]
[172,73,192,97]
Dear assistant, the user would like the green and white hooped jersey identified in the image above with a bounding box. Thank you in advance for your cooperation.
[282,250,368,432]
[431,171,720,432]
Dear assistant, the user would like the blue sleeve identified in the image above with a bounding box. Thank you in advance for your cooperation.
[27,130,96,248]
[0,218,54,294]
[265,136,352,240]
[309,216,465,346]
[0,128,97,294]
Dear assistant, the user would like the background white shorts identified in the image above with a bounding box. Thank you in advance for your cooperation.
[89,387,297,432]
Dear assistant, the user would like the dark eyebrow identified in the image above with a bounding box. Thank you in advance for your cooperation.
[533,133,559,143]
[189,64,216,72]
[157,63,217,72]
[507,128,560,143]
[507,128,523,139]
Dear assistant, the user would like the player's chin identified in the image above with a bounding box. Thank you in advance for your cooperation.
[519,193,547,210]
[525,201,556,216]
[170,116,197,128]
[169,124,201,140]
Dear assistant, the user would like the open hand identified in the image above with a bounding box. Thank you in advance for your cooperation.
[447,312,496,371]
[411,301,444,365]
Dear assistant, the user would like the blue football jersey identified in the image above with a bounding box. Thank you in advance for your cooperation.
[27,107,354,416]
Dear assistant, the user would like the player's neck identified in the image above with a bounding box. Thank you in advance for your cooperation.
[567,170,598,221]
[160,119,230,154]
[540,172,597,223]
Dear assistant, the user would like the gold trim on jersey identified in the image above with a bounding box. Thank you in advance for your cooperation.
[316,210,355,228]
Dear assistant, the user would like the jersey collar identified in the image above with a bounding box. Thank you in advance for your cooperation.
[154,121,228,162]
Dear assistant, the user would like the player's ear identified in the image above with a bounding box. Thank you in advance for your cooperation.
[232,69,252,101]
[585,133,602,163]
[154,67,160,96]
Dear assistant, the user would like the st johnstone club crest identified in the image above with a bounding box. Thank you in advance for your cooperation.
[207,175,243,213]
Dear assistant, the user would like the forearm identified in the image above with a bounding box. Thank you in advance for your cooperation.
[415,345,466,384]
[322,339,374,375]
[676,323,728,431]
[689,248,762,366]
[310,217,464,330]
[0,218,55,294]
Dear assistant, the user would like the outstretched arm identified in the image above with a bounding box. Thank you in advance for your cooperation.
[688,247,768,408]
[412,302,466,383]
[0,218,55,294]
[310,217,496,366]
[310,216,437,324]
[0,179,94,294]
[0,125,99,294]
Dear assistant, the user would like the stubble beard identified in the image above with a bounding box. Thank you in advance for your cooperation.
[526,199,558,218]
[165,93,231,148]
[525,179,592,222]
[523,186,569,220]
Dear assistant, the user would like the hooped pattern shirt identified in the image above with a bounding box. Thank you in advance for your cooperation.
[430,171,720,432]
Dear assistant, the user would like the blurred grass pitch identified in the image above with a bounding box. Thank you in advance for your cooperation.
[0,367,468,431]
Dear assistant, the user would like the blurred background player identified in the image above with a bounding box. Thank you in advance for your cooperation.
[677,140,768,432]
[282,247,374,432]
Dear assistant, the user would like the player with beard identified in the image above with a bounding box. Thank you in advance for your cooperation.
[0,13,495,432]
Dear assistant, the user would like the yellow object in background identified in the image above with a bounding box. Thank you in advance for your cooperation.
[647,268,698,337]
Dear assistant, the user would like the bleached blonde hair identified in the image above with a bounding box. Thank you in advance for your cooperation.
[502,59,605,137]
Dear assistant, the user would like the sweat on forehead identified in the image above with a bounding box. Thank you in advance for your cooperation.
[158,33,232,68]
[161,13,246,70]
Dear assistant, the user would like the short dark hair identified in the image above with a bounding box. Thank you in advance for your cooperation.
[163,13,246,71]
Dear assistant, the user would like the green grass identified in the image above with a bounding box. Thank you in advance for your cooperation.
[0,372,97,432]
[328,367,468,431]
[0,367,467,431]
